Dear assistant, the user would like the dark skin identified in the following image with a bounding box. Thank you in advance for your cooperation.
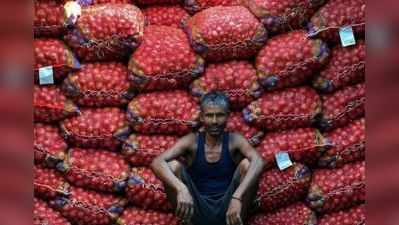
[151,104,266,225]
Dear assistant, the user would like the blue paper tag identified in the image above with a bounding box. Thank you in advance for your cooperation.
[275,151,293,171]
[339,26,356,47]
[77,0,93,6]
[39,66,54,85]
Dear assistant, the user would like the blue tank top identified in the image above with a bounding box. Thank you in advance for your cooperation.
[188,131,237,196]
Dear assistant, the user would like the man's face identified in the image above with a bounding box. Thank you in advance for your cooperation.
[200,104,229,137]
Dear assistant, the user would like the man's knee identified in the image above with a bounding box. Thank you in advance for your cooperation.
[237,159,259,220]
[164,160,185,207]
[238,159,250,179]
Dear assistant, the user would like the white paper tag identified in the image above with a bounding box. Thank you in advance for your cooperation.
[64,1,82,25]
[275,151,293,171]
[39,66,54,85]
[339,26,356,47]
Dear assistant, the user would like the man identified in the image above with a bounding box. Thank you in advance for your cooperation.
[150,91,266,225]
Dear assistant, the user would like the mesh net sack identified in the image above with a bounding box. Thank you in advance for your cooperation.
[190,60,262,110]
[127,90,200,135]
[249,202,317,225]
[185,6,268,62]
[50,186,127,225]
[133,0,180,6]
[34,123,68,167]
[313,40,365,93]
[246,0,326,34]
[308,0,365,43]
[256,163,311,212]
[34,197,71,225]
[34,85,80,123]
[56,148,129,193]
[116,207,181,225]
[129,25,204,92]
[34,38,80,83]
[225,112,264,146]
[257,128,331,168]
[306,161,365,213]
[255,30,329,90]
[319,83,365,131]
[243,86,321,131]
[184,0,243,14]
[126,167,172,212]
[34,165,70,199]
[34,0,65,37]
[318,118,365,168]
[63,62,135,107]
[63,3,145,62]
[60,107,130,151]
[319,204,365,225]
[67,0,133,5]
[143,5,190,29]
[122,134,179,166]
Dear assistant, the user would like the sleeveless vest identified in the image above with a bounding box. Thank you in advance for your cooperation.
[188,131,237,196]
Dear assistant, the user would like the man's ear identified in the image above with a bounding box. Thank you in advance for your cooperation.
[199,111,204,123]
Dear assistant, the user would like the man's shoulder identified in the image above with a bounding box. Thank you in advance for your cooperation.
[228,132,245,141]
[182,132,197,140]
[179,132,198,147]
[227,132,247,147]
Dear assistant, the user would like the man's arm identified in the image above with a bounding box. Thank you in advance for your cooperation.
[226,133,266,225]
[231,133,266,200]
[150,133,194,192]
[150,133,195,220]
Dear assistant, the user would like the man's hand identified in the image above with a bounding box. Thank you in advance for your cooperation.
[175,186,194,222]
[226,198,243,225]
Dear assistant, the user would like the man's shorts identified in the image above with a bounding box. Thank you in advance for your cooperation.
[180,167,241,225]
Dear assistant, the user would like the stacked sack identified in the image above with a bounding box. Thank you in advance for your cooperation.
[34,1,180,224]
[245,0,365,224]
[33,0,366,224]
